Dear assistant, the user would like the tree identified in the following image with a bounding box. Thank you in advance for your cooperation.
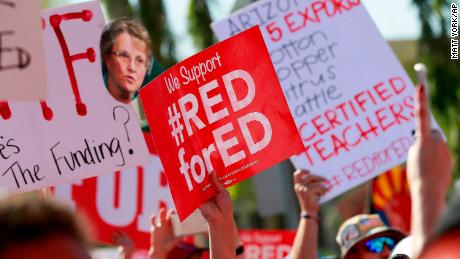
[188,0,215,50]
[413,0,460,180]
[102,0,177,68]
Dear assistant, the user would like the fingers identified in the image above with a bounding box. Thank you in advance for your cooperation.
[415,85,431,139]
[150,214,156,228]
[166,209,175,221]
[293,169,307,184]
[159,207,167,225]
[295,182,328,195]
[294,169,326,184]
[210,170,225,193]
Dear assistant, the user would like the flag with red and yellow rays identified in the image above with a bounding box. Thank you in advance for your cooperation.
[372,165,411,233]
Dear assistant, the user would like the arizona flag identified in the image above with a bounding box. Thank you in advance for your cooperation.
[372,165,411,233]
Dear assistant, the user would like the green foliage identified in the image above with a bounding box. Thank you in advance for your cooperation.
[103,0,177,68]
[413,0,460,180]
[101,0,134,18]
[138,0,177,68]
[188,0,215,50]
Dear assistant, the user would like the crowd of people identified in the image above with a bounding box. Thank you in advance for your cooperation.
[0,17,459,259]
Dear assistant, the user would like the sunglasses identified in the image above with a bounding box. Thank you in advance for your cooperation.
[364,237,396,253]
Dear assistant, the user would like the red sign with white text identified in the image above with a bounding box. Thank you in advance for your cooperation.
[53,132,173,249]
[140,26,303,221]
[239,230,296,259]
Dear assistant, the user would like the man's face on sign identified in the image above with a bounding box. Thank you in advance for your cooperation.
[105,32,148,103]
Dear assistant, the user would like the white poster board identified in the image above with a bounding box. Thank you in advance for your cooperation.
[0,1,148,193]
[0,0,47,100]
[212,0,440,201]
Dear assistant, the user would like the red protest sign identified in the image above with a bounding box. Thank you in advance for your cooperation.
[53,132,173,249]
[140,26,303,221]
[239,230,296,259]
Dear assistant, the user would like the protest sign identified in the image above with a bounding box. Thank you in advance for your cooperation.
[140,26,303,221]
[239,230,296,259]
[0,1,148,193]
[212,0,442,201]
[53,132,174,249]
[0,0,47,100]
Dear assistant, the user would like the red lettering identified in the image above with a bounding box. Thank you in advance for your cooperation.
[299,122,317,142]
[311,115,331,135]
[373,82,392,102]
[324,109,342,129]
[342,125,360,147]
[347,0,361,7]
[332,0,352,12]
[342,165,359,181]
[331,133,349,155]
[354,91,368,112]
[389,103,410,124]
[403,96,415,118]
[323,1,338,17]
[311,1,326,21]
[50,10,95,116]
[336,102,350,120]
[265,21,283,42]
[324,174,343,190]
[313,138,333,161]
[389,77,406,95]
[298,7,319,29]
[375,107,396,132]
[356,117,379,140]
[285,12,302,33]
[348,99,359,116]
[366,89,378,105]
[302,145,315,166]
[0,102,11,120]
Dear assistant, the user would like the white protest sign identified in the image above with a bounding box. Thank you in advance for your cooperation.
[0,1,149,193]
[53,132,206,249]
[0,0,47,100]
[212,0,441,201]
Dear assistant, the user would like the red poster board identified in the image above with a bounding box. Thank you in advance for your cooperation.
[239,230,296,259]
[140,26,303,221]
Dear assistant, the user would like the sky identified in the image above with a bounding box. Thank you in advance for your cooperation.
[163,0,422,60]
[64,0,422,60]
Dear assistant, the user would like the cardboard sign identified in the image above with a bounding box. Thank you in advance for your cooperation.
[0,0,47,100]
[53,132,174,249]
[239,230,296,259]
[212,0,438,201]
[0,1,149,192]
[140,26,304,221]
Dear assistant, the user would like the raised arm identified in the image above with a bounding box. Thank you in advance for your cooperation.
[407,85,453,257]
[291,169,327,259]
[199,172,236,259]
[148,208,181,259]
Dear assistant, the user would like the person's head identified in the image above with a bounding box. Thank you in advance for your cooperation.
[100,18,152,103]
[336,214,406,259]
[419,194,460,258]
[0,196,90,259]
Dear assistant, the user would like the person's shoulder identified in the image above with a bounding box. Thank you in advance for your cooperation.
[437,193,460,236]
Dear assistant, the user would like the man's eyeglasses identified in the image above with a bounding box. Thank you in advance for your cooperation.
[110,50,147,68]
[364,237,396,253]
